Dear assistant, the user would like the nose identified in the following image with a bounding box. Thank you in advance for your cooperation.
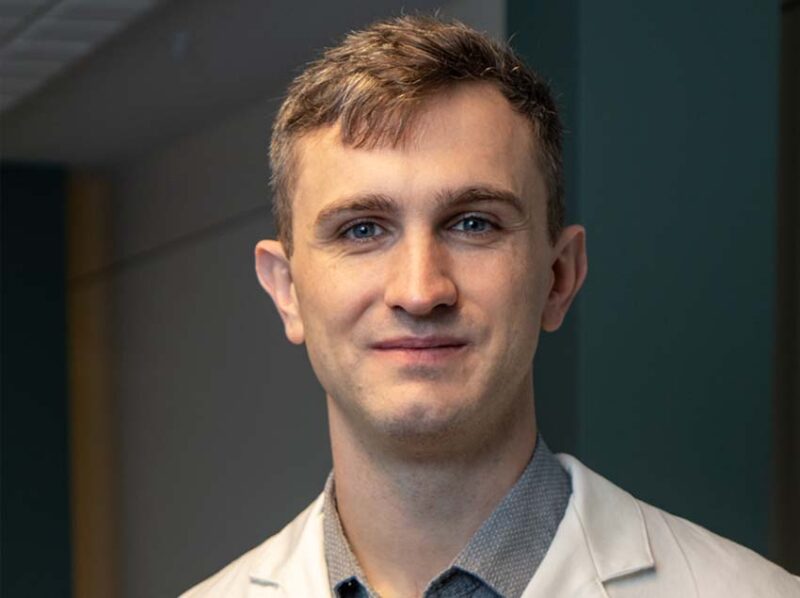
[384,233,458,315]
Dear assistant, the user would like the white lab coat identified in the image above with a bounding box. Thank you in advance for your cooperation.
[182,455,800,597]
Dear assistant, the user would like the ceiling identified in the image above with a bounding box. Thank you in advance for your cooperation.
[0,0,497,165]
[0,0,162,114]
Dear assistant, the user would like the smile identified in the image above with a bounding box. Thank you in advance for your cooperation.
[370,337,469,365]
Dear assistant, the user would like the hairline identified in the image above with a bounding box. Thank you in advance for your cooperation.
[275,82,560,256]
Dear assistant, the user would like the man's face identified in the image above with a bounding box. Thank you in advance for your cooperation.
[258,83,583,454]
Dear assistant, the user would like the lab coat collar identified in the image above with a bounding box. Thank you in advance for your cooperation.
[247,493,329,597]
[558,454,655,582]
[518,455,655,597]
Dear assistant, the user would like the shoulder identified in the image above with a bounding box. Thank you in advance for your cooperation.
[640,503,800,596]
[179,495,325,598]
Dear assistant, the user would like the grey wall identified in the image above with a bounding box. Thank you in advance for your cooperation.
[44,1,506,596]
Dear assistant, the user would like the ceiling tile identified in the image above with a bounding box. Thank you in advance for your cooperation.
[26,16,123,43]
[56,0,157,22]
[0,0,162,114]
[0,1,53,21]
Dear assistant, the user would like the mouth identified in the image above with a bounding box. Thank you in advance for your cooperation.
[372,336,468,350]
[370,336,469,365]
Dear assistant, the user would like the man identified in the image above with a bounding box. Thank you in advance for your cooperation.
[183,15,799,598]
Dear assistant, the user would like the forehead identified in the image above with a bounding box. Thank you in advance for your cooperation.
[291,83,544,220]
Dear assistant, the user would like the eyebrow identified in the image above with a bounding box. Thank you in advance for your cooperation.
[315,193,400,229]
[434,185,526,215]
[314,184,526,230]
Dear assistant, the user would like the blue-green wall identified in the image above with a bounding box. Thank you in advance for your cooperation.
[1,164,72,597]
[512,1,778,556]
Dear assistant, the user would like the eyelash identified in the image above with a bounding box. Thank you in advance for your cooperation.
[341,220,387,243]
[339,214,498,243]
[451,214,496,235]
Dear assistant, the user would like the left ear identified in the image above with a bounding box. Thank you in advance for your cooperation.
[541,224,588,332]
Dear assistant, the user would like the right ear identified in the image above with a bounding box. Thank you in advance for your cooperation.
[254,240,304,344]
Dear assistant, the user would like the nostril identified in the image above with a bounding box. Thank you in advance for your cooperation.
[383,240,457,313]
[385,279,457,315]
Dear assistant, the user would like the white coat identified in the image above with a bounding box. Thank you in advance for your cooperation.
[182,455,800,597]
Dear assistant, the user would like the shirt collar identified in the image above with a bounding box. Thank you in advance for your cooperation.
[449,437,570,596]
[322,436,571,597]
[322,473,377,595]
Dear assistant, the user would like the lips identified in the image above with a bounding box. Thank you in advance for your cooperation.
[371,336,468,350]
[369,336,469,367]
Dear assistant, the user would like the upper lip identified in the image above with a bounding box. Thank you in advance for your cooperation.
[371,336,468,350]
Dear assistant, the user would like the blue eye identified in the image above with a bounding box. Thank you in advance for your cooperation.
[344,221,384,241]
[453,216,493,233]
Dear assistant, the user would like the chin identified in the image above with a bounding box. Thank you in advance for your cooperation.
[370,396,474,443]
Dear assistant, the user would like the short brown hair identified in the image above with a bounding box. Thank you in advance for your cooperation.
[270,14,564,255]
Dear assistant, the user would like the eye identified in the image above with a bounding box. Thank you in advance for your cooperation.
[342,221,386,241]
[451,215,494,234]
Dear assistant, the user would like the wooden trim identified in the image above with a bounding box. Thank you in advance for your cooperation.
[67,173,119,598]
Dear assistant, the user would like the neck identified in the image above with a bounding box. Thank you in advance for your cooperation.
[327,384,537,598]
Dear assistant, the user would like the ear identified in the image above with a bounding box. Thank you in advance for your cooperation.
[541,224,588,332]
[254,240,305,344]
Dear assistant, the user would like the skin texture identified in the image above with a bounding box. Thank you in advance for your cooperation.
[255,82,587,597]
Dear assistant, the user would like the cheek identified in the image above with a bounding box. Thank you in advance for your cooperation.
[504,265,549,370]
[293,259,379,340]
[470,245,547,313]
[483,247,551,358]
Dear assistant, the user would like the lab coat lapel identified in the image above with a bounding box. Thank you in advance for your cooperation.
[520,504,610,598]
[521,454,655,598]
[246,493,332,597]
